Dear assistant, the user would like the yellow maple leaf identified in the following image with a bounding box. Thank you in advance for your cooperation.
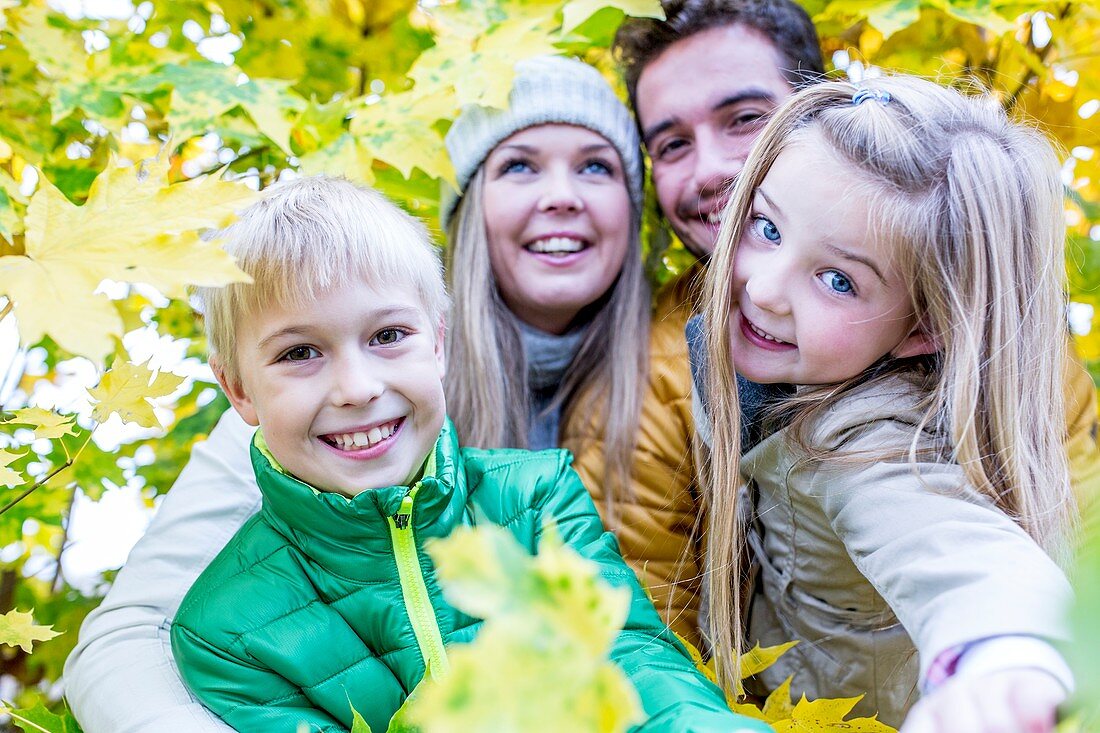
[560,0,665,35]
[349,90,456,186]
[2,407,76,440]
[0,156,254,360]
[761,676,795,721]
[88,361,186,428]
[0,608,61,653]
[0,449,24,489]
[774,695,895,732]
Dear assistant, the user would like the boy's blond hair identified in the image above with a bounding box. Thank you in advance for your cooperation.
[196,176,448,384]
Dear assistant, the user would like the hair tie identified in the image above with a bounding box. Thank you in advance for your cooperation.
[852,88,892,106]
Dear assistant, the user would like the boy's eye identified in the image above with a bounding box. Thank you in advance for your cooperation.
[281,345,320,362]
[821,270,855,295]
[751,215,781,243]
[371,328,407,346]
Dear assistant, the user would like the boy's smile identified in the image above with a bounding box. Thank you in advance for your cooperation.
[216,279,447,497]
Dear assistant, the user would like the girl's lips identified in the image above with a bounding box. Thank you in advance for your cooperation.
[318,417,405,461]
[739,313,796,352]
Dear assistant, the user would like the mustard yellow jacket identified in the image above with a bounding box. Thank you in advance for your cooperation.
[565,262,709,649]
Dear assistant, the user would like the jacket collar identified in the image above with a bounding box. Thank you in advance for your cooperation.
[250,418,465,545]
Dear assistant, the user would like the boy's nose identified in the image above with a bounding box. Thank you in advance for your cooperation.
[329,358,384,406]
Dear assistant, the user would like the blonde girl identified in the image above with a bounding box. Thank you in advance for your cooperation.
[702,76,1076,730]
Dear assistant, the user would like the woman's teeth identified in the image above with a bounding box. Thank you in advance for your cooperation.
[326,421,398,450]
[527,237,584,255]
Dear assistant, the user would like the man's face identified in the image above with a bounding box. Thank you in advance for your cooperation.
[636,24,794,257]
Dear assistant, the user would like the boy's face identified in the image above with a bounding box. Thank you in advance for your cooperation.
[216,279,446,497]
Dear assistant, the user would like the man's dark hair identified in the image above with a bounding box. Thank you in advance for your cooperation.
[614,0,826,111]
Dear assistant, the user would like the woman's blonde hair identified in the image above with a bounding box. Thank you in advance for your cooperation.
[701,75,1075,695]
[445,165,649,509]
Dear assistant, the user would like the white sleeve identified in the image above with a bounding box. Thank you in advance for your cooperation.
[63,409,261,733]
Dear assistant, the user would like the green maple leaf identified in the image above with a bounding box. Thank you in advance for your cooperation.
[2,700,82,733]
[560,0,665,35]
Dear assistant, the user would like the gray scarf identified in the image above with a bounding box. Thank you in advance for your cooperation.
[516,319,587,450]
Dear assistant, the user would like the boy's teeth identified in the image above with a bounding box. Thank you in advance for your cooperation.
[528,237,584,254]
[327,421,399,450]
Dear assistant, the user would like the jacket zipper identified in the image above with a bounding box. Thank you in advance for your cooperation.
[387,486,450,679]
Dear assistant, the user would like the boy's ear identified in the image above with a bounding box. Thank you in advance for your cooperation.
[211,356,260,427]
[434,318,446,378]
[891,317,940,360]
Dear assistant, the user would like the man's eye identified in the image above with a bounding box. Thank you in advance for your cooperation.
[282,346,320,361]
[372,329,407,346]
[658,138,689,159]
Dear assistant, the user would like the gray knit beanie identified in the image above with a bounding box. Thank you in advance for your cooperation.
[441,55,643,231]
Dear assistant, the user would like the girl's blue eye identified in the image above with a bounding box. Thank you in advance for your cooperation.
[752,215,780,243]
[822,270,854,294]
[282,345,320,361]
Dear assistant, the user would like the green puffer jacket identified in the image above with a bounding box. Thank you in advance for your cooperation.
[171,420,768,733]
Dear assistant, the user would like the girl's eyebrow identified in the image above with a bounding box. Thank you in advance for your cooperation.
[824,243,887,285]
[757,185,887,285]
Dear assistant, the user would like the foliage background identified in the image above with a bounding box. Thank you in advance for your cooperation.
[0,0,1098,728]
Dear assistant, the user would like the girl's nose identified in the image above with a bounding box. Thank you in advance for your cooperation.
[743,267,791,316]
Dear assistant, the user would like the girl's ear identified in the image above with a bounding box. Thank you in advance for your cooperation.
[211,356,260,427]
[891,317,941,359]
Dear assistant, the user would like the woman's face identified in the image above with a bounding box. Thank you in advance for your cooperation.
[482,124,632,334]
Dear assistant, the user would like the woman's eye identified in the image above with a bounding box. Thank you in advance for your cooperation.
[282,345,320,362]
[751,215,781,243]
[822,270,855,295]
[372,328,407,346]
[500,158,533,175]
[581,159,614,175]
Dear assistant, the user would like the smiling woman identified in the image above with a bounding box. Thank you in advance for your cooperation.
[442,54,648,473]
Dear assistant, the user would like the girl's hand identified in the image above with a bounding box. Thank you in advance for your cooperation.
[900,668,1064,733]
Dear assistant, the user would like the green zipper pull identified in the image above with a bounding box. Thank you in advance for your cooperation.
[393,493,414,530]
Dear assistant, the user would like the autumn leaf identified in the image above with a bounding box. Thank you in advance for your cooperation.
[2,700,83,733]
[761,676,796,721]
[0,449,24,489]
[88,360,186,429]
[0,155,253,359]
[773,695,895,732]
[560,0,665,35]
[736,640,800,695]
[349,704,372,733]
[3,408,76,440]
[0,609,60,654]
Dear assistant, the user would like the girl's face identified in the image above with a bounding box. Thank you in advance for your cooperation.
[482,124,632,334]
[728,130,934,385]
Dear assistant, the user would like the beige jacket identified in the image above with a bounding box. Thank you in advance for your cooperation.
[742,377,1072,727]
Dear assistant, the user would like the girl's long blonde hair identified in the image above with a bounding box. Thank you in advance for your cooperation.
[445,165,649,509]
[701,75,1075,695]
